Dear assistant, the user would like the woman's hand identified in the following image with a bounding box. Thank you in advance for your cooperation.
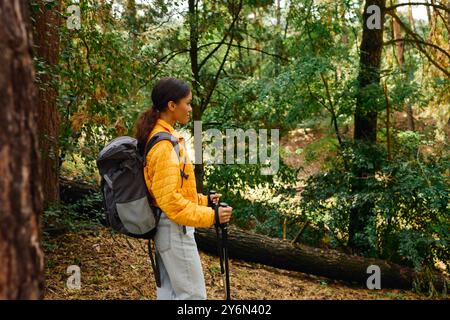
[209,193,222,206]
[218,206,233,224]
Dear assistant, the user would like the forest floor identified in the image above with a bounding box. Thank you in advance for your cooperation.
[43,227,439,300]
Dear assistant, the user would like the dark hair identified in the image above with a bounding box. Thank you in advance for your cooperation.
[134,77,191,154]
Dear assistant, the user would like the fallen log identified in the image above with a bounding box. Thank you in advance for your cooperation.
[59,176,98,203]
[194,227,447,291]
[59,177,448,291]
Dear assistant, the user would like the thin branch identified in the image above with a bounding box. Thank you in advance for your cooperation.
[320,73,343,146]
[155,48,190,65]
[383,38,450,60]
[200,0,243,114]
[387,11,450,77]
[77,32,92,72]
[386,2,450,14]
[198,41,289,61]
[305,81,328,110]
[198,33,229,71]
[434,4,450,34]
[137,49,189,91]
[198,1,242,72]
[201,29,235,114]
[141,12,178,34]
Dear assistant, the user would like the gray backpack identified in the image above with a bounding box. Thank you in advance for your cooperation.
[96,132,183,239]
[96,132,185,287]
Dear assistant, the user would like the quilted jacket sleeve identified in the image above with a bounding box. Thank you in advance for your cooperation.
[147,141,215,228]
[198,194,209,206]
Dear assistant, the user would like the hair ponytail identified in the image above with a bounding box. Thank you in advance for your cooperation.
[135,106,159,155]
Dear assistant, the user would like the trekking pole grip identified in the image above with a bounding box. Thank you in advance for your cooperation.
[207,190,216,208]
[208,190,221,228]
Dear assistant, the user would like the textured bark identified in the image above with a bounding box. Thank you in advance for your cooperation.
[0,0,45,299]
[354,0,386,143]
[392,9,404,66]
[392,3,415,131]
[405,4,416,131]
[32,0,61,208]
[350,0,386,252]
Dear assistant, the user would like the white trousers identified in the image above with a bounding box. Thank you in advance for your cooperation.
[154,212,207,300]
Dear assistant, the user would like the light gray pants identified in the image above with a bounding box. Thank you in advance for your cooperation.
[154,212,207,300]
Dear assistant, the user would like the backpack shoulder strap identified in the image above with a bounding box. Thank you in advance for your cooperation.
[143,132,180,166]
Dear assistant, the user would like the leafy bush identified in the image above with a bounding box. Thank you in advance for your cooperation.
[204,160,300,238]
[298,136,450,274]
[43,192,105,233]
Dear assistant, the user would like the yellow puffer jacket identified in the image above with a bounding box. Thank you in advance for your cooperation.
[143,118,215,228]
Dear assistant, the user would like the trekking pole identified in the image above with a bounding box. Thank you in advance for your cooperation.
[208,191,231,300]
[219,202,231,301]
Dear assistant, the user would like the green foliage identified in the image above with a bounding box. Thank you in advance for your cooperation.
[204,159,299,238]
[299,136,450,274]
[58,0,167,177]
[43,192,105,233]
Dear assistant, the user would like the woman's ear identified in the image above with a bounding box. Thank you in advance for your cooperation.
[168,101,177,111]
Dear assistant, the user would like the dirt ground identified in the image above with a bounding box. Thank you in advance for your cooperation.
[43,227,437,300]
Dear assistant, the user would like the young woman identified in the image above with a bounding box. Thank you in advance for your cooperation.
[135,77,233,300]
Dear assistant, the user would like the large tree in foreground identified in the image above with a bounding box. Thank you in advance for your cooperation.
[0,0,44,299]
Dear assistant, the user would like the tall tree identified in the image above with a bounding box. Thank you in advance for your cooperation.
[0,0,45,299]
[188,0,243,192]
[32,0,61,207]
[349,0,386,253]
[391,2,415,130]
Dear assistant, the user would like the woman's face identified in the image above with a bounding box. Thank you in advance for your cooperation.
[172,91,192,125]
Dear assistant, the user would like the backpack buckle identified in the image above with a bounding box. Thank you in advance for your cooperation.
[180,170,189,180]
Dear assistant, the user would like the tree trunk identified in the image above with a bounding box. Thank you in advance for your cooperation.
[392,3,415,131]
[407,2,416,33]
[448,0,450,46]
[188,0,205,194]
[406,3,416,131]
[194,226,447,291]
[32,0,61,208]
[350,0,386,253]
[354,0,386,143]
[425,0,432,23]
[0,0,45,299]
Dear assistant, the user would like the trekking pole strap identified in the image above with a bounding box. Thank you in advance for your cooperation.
[222,227,231,300]
[214,204,224,270]
[148,239,161,288]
